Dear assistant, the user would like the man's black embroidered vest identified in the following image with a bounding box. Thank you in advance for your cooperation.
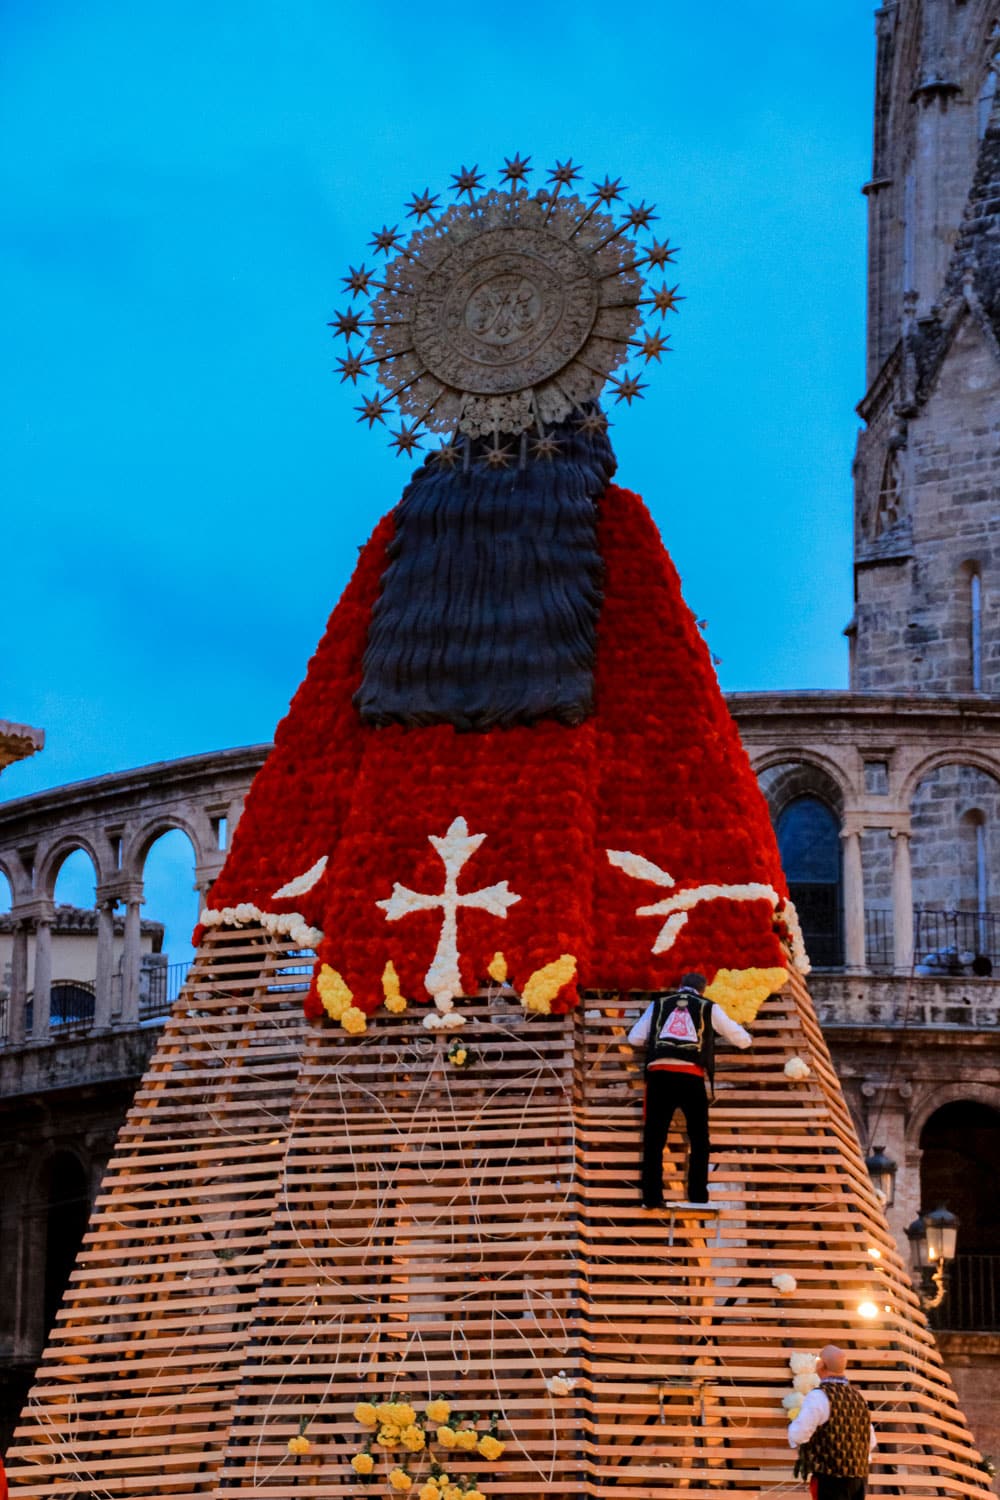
[797,1381,871,1480]
[644,990,715,1082]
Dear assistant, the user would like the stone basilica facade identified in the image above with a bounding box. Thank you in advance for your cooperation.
[1,0,999,1463]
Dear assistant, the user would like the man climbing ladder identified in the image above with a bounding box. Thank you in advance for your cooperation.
[627,972,752,1207]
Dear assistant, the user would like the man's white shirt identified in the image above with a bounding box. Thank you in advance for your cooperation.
[787,1381,876,1452]
[627,998,752,1051]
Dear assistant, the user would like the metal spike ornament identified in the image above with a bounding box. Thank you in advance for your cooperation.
[329,155,679,454]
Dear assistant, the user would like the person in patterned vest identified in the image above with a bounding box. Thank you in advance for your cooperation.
[788,1345,875,1499]
[626,972,752,1207]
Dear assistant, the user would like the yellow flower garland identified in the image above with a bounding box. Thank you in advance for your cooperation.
[521,953,576,1014]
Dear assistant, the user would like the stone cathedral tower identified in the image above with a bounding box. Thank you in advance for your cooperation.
[731,0,1000,1457]
[851,0,1000,694]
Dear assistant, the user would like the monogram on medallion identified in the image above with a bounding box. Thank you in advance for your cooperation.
[412,226,599,395]
[465,275,544,346]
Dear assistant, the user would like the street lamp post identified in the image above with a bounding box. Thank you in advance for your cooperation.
[864,1145,897,1207]
[906,1205,959,1310]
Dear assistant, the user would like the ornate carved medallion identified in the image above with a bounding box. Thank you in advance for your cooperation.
[329,157,682,454]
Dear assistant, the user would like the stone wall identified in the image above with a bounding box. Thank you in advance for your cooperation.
[854,318,1000,695]
[911,761,1000,911]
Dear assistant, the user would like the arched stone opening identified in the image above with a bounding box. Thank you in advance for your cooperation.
[41,841,101,903]
[920,1101,1000,1331]
[139,827,198,1016]
[911,763,1000,974]
[41,1151,91,1338]
[0,867,12,915]
[757,760,846,823]
[760,764,844,969]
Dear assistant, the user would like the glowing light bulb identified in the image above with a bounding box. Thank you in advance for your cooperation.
[867,1246,881,1259]
[857,1300,879,1320]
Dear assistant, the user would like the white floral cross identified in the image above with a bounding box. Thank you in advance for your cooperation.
[378,817,520,1010]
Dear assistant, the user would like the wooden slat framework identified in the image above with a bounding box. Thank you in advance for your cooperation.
[6,928,992,1498]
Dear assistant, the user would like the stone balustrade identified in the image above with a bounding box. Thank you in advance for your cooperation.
[810,971,1000,1030]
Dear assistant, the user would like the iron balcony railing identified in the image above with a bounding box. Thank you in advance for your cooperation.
[913,909,1000,973]
[2,960,192,1044]
[928,1253,1000,1333]
[141,960,191,1019]
[860,908,998,974]
[864,908,894,971]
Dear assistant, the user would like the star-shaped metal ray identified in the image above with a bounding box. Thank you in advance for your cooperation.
[643,238,677,270]
[406,188,440,220]
[342,264,375,297]
[336,353,365,383]
[328,308,363,341]
[356,394,390,427]
[451,164,484,199]
[591,174,626,205]
[434,436,463,467]
[635,331,671,362]
[609,374,647,404]
[576,408,609,436]
[482,435,513,468]
[369,224,403,255]
[623,200,657,232]
[530,433,563,460]
[391,420,424,455]
[548,158,581,190]
[648,283,683,316]
[500,153,532,186]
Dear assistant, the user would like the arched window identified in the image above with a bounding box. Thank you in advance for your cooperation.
[776,797,843,968]
[50,982,96,1029]
[920,1101,1000,1330]
[912,765,1000,968]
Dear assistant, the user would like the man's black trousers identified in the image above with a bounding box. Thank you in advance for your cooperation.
[641,1069,709,1204]
[810,1477,866,1500]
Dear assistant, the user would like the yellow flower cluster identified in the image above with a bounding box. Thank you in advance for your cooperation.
[486,952,507,983]
[417,1479,485,1500]
[382,960,408,1013]
[352,1391,504,1496]
[317,964,368,1033]
[447,1047,467,1067]
[521,953,576,1014]
[287,1434,310,1456]
[704,965,788,1024]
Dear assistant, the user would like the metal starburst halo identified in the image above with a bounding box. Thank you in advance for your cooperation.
[329,154,680,456]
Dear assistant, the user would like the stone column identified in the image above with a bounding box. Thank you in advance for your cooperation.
[121,896,142,1025]
[7,920,29,1046]
[31,912,53,1041]
[842,829,866,971]
[891,829,914,974]
[94,895,117,1029]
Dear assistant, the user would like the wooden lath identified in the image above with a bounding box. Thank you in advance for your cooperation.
[6,930,992,1497]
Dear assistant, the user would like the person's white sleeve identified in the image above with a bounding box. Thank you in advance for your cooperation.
[711,1003,752,1050]
[869,1420,877,1453]
[787,1388,829,1448]
[626,1003,655,1047]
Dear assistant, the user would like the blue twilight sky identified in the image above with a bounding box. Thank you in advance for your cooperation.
[2,2,875,946]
